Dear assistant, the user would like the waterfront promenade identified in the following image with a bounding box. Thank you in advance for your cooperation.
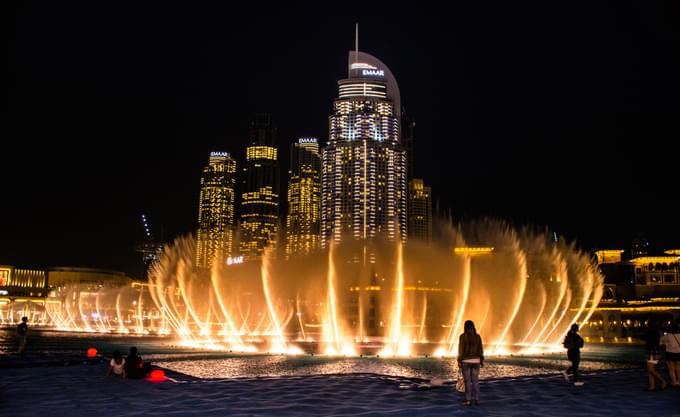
[1,359,679,417]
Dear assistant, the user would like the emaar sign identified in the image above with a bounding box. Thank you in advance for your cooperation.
[362,69,384,76]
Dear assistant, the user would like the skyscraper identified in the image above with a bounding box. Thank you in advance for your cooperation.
[240,114,279,260]
[136,213,163,274]
[321,49,407,246]
[403,117,416,181]
[407,178,432,242]
[196,152,237,269]
[286,138,321,257]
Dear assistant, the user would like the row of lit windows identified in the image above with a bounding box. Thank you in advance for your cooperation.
[246,146,277,161]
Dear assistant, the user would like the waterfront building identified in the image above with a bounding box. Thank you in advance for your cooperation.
[321,48,407,247]
[286,138,321,257]
[240,114,279,260]
[0,265,137,324]
[196,152,237,269]
[586,248,680,338]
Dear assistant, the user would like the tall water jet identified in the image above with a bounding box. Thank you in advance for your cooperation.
[519,283,547,344]
[530,251,569,349]
[323,244,342,354]
[209,262,245,348]
[382,243,410,356]
[261,249,286,352]
[447,254,471,355]
[493,239,528,353]
[417,293,427,342]
[322,244,355,355]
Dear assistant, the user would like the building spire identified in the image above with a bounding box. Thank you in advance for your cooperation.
[355,23,359,64]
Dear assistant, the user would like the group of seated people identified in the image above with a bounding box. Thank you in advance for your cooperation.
[106,347,153,379]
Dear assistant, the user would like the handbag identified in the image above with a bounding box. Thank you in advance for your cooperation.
[455,368,466,393]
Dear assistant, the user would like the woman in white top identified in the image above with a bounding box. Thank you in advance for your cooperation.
[106,351,126,378]
[661,320,680,387]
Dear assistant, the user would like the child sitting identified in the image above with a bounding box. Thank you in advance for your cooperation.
[106,350,126,378]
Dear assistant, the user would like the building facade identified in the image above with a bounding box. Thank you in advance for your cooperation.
[407,178,432,241]
[0,265,137,325]
[286,138,321,257]
[240,114,280,260]
[321,50,407,247]
[196,151,237,269]
[584,249,680,338]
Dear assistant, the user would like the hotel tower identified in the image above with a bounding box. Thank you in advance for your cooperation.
[286,138,322,257]
[239,114,280,260]
[321,49,407,246]
[196,152,237,268]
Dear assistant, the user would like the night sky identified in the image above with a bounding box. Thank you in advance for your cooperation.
[5,2,679,277]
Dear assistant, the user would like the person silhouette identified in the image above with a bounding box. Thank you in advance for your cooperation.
[17,316,29,355]
[457,320,484,406]
[561,323,584,386]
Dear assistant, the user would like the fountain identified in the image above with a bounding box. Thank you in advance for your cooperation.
[1,220,603,358]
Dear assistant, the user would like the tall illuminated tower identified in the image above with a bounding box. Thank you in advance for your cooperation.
[196,151,237,269]
[407,179,432,242]
[321,48,407,247]
[240,114,279,260]
[286,138,321,257]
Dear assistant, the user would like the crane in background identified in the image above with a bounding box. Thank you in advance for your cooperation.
[136,213,163,274]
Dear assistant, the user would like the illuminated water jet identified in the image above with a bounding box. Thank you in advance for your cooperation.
[4,220,603,357]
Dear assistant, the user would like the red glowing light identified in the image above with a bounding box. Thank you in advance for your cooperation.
[87,347,97,358]
[148,369,167,382]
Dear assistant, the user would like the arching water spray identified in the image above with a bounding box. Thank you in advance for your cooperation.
[447,255,471,355]
[493,243,528,353]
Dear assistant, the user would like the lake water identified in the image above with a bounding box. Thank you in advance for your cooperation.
[1,328,642,380]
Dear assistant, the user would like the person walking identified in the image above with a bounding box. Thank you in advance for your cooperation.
[643,319,667,392]
[457,320,484,406]
[16,316,29,355]
[561,323,585,386]
[660,320,680,388]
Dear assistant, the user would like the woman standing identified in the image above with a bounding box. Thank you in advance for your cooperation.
[457,320,484,406]
[660,320,680,388]
[643,319,667,391]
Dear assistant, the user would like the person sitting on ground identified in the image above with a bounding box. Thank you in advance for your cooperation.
[643,319,667,392]
[106,350,126,378]
[457,320,484,406]
[124,346,151,379]
[660,321,680,388]
[561,323,585,386]
[17,316,29,355]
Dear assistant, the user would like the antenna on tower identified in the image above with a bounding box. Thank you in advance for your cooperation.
[355,23,359,64]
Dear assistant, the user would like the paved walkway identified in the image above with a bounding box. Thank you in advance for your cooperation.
[1,361,679,416]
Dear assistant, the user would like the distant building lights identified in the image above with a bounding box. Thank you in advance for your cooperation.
[350,62,377,70]
[453,247,495,255]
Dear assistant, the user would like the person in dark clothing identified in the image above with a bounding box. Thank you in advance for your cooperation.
[561,323,584,386]
[643,320,668,391]
[457,320,484,406]
[125,346,151,379]
[17,316,29,355]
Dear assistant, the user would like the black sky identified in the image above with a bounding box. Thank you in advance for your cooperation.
[5,2,679,277]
